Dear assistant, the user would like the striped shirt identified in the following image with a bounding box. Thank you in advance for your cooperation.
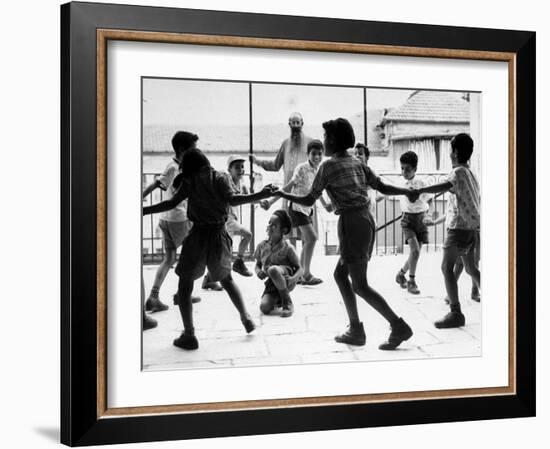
[310,153,380,214]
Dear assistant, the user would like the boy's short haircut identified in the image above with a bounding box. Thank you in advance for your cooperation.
[400,151,419,169]
[273,209,292,235]
[179,148,211,179]
[451,133,474,163]
[307,139,323,154]
[322,118,355,151]
[355,142,370,159]
[171,131,198,153]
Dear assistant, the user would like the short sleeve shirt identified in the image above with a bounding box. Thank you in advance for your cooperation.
[156,159,188,222]
[224,173,249,221]
[445,165,480,230]
[289,160,318,216]
[178,167,233,227]
[399,177,430,214]
[310,154,380,214]
[254,239,299,271]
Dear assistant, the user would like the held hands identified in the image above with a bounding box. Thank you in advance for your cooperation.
[260,184,279,198]
[256,269,267,280]
[406,188,420,203]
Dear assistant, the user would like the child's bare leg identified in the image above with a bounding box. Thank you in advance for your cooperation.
[237,228,252,259]
[266,266,293,316]
[463,249,481,290]
[177,276,195,333]
[406,237,421,277]
[347,261,399,324]
[454,257,464,281]
[150,248,177,295]
[220,275,248,317]
[333,260,360,324]
[260,293,278,315]
[299,224,318,278]
[441,247,460,306]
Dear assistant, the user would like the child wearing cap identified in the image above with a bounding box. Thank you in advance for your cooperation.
[254,210,303,318]
[276,118,416,350]
[225,155,254,277]
[261,140,332,285]
[143,148,278,350]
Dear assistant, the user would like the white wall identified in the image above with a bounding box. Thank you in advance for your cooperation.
[0,1,546,448]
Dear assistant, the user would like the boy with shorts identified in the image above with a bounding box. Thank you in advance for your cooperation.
[142,131,201,312]
[225,155,253,277]
[143,148,278,350]
[261,140,332,285]
[276,118,416,350]
[395,151,431,295]
[415,133,481,328]
[255,210,303,318]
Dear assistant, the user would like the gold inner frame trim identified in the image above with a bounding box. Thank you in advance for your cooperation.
[96,28,517,419]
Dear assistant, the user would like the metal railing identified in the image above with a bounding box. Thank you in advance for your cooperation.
[142,171,450,263]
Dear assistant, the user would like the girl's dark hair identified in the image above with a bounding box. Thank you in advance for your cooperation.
[322,118,355,151]
[273,209,292,235]
[171,131,198,153]
[451,133,474,163]
[179,148,211,179]
[355,142,370,159]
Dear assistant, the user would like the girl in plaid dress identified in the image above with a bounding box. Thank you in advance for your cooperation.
[276,118,418,350]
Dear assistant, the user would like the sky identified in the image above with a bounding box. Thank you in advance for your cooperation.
[142,78,418,127]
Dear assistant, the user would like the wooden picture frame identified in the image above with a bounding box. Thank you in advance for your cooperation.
[61,1,535,446]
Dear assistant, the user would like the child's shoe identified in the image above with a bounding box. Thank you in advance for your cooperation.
[145,296,169,313]
[434,311,465,329]
[395,270,407,289]
[407,279,420,295]
[471,286,481,302]
[334,322,366,346]
[241,316,256,333]
[232,259,253,277]
[202,275,223,291]
[173,332,199,350]
[173,292,201,305]
[378,318,413,350]
[281,299,294,318]
[143,312,158,331]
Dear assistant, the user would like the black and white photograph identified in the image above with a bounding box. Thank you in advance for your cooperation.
[141,78,482,371]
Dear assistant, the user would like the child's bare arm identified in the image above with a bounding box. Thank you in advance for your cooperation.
[418,181,453,195]
[286,249,303,284]
[261,180,294,209]
[255,260,267,280]
[227,184,278,206]
[376,180,419,202]
[275,190,316,207]
[143,183,187,215]
[142,180,161,198]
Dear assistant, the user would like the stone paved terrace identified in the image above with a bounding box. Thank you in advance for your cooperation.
[142,250,481,371]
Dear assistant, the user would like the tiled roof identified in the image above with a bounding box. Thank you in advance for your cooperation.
[381,90,470,123]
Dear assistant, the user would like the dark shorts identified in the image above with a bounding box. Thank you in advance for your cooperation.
[337,206,375,264]
[175,225,233,281]
[158,219,193,249]
[401,212,429,244]
[289,208,312,227]
[443,229,478,256]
